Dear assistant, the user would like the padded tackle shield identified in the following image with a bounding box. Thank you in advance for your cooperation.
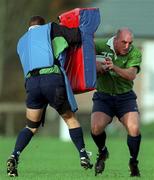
[59,8,100,94]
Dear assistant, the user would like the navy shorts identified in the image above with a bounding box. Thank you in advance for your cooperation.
[92,90,139,119]
[25,74,71,115]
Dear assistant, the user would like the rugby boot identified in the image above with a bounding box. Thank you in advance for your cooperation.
[7,155,18,177]
[95,148,109,176]
[129,159,140,177]
[80,157,93,169]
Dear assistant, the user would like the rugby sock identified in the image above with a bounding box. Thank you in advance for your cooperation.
[12,127,34,160]
[69,127,88,158]
[127,134,141,162]
[91,131,107,153]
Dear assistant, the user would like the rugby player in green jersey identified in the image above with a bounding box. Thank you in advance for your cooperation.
[91,28,142,177]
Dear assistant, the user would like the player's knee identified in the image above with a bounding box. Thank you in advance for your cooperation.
[26,119,41,134]
[61,111,74,120]
[128,125,140,136]
[91,124,104,135]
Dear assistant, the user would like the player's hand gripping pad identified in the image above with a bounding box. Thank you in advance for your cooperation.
[59,8,100,94]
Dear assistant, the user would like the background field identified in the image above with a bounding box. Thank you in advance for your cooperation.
[0,136,153,180]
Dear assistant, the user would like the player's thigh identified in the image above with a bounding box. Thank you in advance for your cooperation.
[26,108,44,122]
[92,92,115,118]
[91,112,112,134]
[26,77,47,109]
[42,74,70,113]
[120,111,140,136]
[116,90,139,118]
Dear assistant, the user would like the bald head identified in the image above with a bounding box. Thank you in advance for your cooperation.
[114,28,133,55]
[116,28,133,39]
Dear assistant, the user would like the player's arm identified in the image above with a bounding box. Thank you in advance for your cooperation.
[105,59,138,80]
[112,65,138,81]
[51,22,82,59]
[51,22,81,45]
[94,39,110,74]
[106,47,141,80]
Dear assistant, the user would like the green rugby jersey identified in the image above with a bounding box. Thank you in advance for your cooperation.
[95,38,142,95]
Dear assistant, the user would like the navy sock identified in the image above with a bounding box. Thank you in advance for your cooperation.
[69,127,88,158]
[127,134,141,162]
[91,131,107,152]
[12,127,34,159]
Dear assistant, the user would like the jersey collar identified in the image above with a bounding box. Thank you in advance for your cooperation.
[106,36,117,59]
[28,25,40,30]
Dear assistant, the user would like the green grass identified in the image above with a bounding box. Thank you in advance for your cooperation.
[0,136,153,180]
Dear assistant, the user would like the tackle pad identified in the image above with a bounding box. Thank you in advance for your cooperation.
[59,8,100,94]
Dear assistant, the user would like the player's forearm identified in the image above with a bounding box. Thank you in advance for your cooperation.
[112,65,137,81]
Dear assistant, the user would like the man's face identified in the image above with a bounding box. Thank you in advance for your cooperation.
[114,32,133,55]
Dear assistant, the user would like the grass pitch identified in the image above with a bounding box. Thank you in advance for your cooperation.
[0,136,153,180]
